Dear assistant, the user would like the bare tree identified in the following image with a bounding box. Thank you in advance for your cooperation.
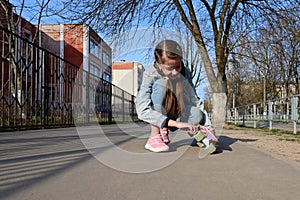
[178,26,205,88]
[236,7,300,104]
[61,0,299,125]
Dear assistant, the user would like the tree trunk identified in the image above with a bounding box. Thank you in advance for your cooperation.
[194,39,227,130]
[211,93,227,135]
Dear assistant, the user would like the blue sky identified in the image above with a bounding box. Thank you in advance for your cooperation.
[10,0,64,24]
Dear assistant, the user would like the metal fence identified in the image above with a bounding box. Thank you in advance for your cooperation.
[226,94,300,134]
[0,27,137,131]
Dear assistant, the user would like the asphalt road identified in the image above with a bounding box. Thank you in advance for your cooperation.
[0,123,299,200]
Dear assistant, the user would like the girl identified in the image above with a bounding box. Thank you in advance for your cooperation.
[135,39,213,152]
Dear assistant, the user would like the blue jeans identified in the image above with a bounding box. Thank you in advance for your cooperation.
[151,78,204,128]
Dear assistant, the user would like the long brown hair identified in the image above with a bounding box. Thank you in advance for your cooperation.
[154,40,185,117]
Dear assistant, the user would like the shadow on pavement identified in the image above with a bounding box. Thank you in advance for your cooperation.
[0,125,145,198]
[215,135,258,154]
[0,130,94,198]
[169,135,257,154]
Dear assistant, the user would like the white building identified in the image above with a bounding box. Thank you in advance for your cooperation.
[112,61,144,96]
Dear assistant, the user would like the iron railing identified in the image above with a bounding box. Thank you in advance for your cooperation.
[0,27,137,130]
[226,94,300,134]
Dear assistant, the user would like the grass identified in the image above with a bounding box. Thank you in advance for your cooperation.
[278,138,300,142]
[226,122,300,137]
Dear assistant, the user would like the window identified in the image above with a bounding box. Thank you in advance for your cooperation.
[103,51,111,66]
[90,64,101,77]
[103,72,111,82]
[90,39,99,57]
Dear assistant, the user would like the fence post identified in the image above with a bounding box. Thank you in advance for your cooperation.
[242,106,245,126]
[226,109,231,122]
[85,72,90,123]
[291,96,298,134]
[131,95,135,121]
[268,101,273,130]
[42,53,48,128]
[253,104,256,128]
[108,84,112,124]
[122,90,125,122]
[286,102,289,121]
[234,107,237,124]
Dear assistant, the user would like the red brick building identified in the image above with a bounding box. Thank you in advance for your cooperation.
[39,24,112,82]
[39,24,112,109]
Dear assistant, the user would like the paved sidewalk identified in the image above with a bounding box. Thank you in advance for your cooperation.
[0,123,299,200]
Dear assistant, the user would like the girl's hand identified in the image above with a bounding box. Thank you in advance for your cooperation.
[199,125,208,135]
[199,125,215,136]
[167,119,197,133]
[176,122,196,133]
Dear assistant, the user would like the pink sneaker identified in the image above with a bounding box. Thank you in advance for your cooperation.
[145,134,169,152]
[160,128,170,144]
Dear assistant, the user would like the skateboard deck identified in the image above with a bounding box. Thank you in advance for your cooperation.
[193,126,218,159]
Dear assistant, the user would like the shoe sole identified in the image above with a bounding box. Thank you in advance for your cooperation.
[198,144,216,159]
[145,143,169,153]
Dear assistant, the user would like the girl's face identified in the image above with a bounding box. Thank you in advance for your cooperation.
[159,56,182,80]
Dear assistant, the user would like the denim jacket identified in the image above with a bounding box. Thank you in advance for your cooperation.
[135,64,212,128]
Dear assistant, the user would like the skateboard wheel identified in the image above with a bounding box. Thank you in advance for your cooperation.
[193,130,205,142]
[196,142,204,148]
